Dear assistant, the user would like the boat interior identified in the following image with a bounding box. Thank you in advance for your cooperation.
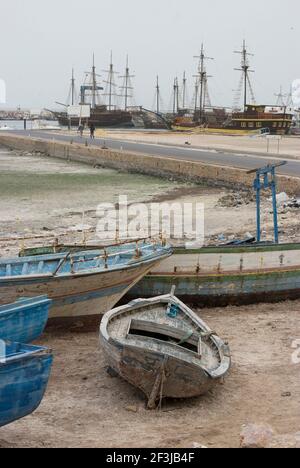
[108,301,221,370]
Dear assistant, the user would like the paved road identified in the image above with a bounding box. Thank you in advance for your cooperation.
[8,130,300,178]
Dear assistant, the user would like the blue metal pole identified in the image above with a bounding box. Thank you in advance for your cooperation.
[255,174,261,243]
[271,168,279,243]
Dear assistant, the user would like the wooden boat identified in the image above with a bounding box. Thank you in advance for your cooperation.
[0,241,172,329]
[0,296,51,343]
[0,343,53,427]
[100,291,231,408]
[128,243,300,306]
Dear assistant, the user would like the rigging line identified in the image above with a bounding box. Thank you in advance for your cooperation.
[247,74,256,103]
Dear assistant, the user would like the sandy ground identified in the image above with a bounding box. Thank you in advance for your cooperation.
[0,301,299,448]
[95,129,300,159]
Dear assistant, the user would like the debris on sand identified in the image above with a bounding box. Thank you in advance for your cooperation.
[217,190,256,208]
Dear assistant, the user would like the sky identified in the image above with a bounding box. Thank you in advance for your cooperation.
[0,0,299,111]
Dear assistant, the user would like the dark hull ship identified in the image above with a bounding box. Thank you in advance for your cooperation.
[224,105,293,135]
[54,106,169,130]
[169,42,294,135]
[53,57,169,130]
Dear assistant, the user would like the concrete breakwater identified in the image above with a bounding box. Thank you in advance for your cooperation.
[1,133,300,194]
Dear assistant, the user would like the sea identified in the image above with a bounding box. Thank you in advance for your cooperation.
[0,119,59,131]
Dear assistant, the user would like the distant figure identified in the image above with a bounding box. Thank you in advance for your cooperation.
[78,123,84,138]
[89,123,95,139]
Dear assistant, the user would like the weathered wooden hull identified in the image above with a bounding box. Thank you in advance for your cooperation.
[127,244,300,306]
[100,295,230,407]
[0,344,53,427]
[0,259,164,329]
[0,296,51,343]
[101,339,215,401]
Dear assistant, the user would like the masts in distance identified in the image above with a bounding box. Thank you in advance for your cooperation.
[103,52,119,111]
[234,40,256,110]
[182,71,187,110]
[173,77,179,115]
[194,44,213,124]
[119,56,135,111]
[155,76,160,114]
[82,55,103,108]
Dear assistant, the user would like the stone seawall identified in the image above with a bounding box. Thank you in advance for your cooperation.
[1,133,300,194]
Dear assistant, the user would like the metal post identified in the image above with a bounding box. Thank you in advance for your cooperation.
[271,167,279,244]
[255,175,261,243]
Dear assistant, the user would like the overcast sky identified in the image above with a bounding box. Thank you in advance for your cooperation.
[0,0,299,110]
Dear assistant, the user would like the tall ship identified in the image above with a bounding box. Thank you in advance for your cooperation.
[169,42,293,135]
[51,55,169,130]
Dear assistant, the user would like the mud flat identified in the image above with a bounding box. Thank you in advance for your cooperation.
[0,301,299,448]
[1,147,300,256]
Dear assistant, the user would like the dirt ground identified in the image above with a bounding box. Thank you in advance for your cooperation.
[0,301,299,448]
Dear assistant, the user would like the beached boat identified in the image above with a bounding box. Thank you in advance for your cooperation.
[128,243,300,306]
[100,292,231,408]
[0,343,53,427]
[0,296,51,343]
[0,241,172,328]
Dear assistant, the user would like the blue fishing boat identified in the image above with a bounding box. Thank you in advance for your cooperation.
[0,342,53,427]
[0,296,51,343]
[0,240,172,329]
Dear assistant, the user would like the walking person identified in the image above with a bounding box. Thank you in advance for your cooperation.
[78,123,84,138]
[89,123,96,139]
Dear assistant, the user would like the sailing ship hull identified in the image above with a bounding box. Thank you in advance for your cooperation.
[0,344,52,428]
[0,258,168,329]
[127,243,300,306]
[56,111,134,129]
[0,296,51,343]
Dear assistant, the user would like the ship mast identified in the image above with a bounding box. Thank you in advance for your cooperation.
[91,54,98,109]
[234,40,255,111]
[71,68,75,106]
[173,78,179,114]
[194,44,213,124]
[119,55,135,111]
[275,86,288,107]
[182,71,187,109]
[155,76,160,114]
[103,52,119,111]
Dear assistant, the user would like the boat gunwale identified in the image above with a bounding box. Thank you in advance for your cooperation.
[174,242,300,255]
[0,296,51,316]
[0,248,172,282]
[0,343,52,366]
